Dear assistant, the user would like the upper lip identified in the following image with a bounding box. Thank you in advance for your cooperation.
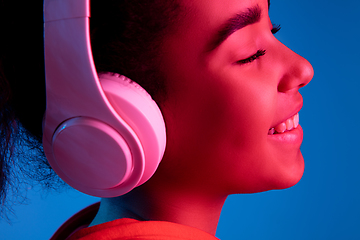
[269,100,303,129]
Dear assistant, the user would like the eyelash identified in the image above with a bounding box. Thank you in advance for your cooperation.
[271,24,281,34]
[236,49,266,65]
[236,24,281,65]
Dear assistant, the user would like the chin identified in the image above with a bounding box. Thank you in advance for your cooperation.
[250,152,305,194]
[271,152,305,191]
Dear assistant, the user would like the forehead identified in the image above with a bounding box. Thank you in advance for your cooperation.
[176,0,268,34]
[163,0,269,53]
[180,0,268,20]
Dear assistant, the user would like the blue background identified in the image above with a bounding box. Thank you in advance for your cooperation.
[2,0,360,239]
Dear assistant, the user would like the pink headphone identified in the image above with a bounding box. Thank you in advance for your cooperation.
[42,0,166,197]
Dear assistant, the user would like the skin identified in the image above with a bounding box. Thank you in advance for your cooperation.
[92,0,314,236]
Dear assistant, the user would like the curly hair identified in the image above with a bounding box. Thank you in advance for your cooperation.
[0,0,63,221]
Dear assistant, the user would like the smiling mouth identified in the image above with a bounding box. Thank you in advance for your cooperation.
[268,113,299,135]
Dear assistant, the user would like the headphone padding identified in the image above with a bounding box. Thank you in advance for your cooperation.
[99,73,166,187]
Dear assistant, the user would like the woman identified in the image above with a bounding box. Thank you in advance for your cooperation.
[63,0,313,238]
[3,0,314,238]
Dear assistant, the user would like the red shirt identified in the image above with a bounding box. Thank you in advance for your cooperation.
[51,203,219,240]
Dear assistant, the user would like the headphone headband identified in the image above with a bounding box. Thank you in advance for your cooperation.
[44,0,90,22]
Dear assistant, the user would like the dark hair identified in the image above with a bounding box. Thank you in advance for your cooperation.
[0,0,183,220]
[90,0,184,103]
[0,0,60,221]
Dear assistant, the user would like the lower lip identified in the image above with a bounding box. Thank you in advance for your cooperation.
[267,125,303,145]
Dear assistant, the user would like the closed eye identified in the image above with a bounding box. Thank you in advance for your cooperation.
[236,49,266,65]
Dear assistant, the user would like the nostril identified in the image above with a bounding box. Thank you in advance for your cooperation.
[299,83,306,88]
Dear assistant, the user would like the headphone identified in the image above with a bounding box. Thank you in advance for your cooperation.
[43,0,166,197]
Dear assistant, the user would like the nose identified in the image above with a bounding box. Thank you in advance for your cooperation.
[277,44,314,93]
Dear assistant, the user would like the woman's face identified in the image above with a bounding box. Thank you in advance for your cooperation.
[156,0,314,195]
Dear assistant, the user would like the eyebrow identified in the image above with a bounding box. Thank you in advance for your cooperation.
[207,4,262,51]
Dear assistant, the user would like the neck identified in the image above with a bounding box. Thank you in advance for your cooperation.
[90,183,227,236]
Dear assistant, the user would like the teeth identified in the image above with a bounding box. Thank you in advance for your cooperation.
[294,113,299,128]
[275,122,286,133]
[285,118,294,130]
[268,128,275,135]
[268,113,299,135]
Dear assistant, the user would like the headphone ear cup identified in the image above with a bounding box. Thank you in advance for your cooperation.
[44,73,166,198]
[99,73,166,187]
[50,116,136,191]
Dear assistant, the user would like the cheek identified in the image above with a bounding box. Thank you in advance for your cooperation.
[218,72,276,147]
[160,73,275,189]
